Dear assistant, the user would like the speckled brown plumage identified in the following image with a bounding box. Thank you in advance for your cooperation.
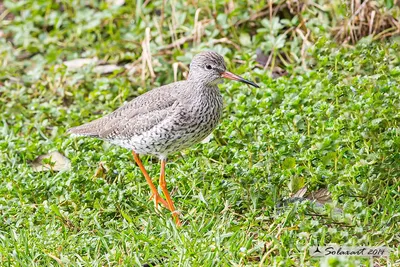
[68,51,259,226]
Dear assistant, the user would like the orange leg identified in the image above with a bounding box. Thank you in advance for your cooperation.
[132,151,169,210]
[159,159,181,226]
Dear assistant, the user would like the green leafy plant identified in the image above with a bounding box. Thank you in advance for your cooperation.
[0,0,399,266]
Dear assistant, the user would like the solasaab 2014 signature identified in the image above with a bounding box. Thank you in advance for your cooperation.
[310,246,389,257]
[325,246,387,256]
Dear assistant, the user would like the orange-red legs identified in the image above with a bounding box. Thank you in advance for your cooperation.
[159,159,181,226]
[132,151,169,209]
[132,151,181,226]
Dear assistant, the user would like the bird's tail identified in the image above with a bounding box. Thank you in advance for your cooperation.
[67,118,104,137]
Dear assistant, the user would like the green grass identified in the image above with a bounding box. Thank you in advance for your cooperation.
[1,1,400,266]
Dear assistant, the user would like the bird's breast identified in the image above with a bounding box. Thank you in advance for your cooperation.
[188,90,223,127]
[167,89,223,139]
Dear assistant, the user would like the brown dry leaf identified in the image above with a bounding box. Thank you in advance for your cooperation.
[291,186,332,204]
[332,0,400,44]
[292,186,308,198]
[63,57,99,71]
[31,151,71,172]
[285,187,343,217]
[306,188,332,204]
[93,162,108,178]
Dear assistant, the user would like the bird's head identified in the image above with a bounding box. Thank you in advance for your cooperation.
[188,51,259,88]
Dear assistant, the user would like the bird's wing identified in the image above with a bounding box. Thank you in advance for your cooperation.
[68,83,181,138]
[98,100,179,139]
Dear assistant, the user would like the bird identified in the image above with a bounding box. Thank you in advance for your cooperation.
[68,51,259,226]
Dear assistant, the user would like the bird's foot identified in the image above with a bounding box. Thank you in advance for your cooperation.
[150,193,169,210]
[150,193,182,227]
[171,210,182,227]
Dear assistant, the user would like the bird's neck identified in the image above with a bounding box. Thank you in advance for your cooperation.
[177,81,221,104]
[192,82,220,97]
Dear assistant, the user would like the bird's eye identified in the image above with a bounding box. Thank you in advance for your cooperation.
[206,64,212,70]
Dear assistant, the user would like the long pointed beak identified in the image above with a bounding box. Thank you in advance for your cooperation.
[221,71,259,88]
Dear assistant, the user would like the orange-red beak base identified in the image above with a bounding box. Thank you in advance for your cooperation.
[221,71,259,88]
